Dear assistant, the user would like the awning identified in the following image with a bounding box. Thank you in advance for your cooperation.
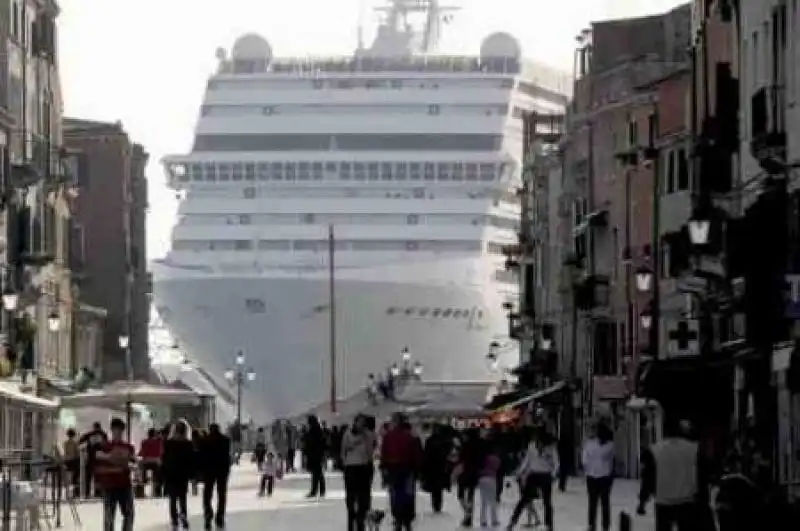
[60,380,206,409]
[487,381,567,412]
[0,382,59,410]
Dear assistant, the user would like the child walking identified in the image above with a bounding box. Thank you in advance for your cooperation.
[478,449,501,527]
[259,452,281,497]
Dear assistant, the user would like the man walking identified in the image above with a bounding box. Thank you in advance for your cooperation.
[199,423,232,530]
[95,418,135,531]
[648,418,704,531]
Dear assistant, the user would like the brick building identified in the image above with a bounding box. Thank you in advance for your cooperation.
[63,119,150,382]
[544,3,692,477]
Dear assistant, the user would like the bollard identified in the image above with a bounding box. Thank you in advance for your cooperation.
[619,510,632,531]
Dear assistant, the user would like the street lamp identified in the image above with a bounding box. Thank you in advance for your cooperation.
[2,290,18,312]
[635,265,654,293]
[401,347,411,363]
[118,335,130,349]
[640,307,653,330]
[225,352,256,429]
[412,361,423,377]
[540,338,553,351]
[47,311,60,332]
[390,363,400,378]
[688,212,711,246]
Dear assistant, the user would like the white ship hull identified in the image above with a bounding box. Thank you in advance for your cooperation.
[154,262,514,422]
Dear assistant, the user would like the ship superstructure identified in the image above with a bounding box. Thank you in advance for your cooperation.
[153,0,570,421]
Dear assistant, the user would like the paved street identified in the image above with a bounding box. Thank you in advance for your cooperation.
[58,465,654,530]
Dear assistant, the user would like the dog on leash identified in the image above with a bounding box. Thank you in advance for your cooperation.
[366,509,386,531]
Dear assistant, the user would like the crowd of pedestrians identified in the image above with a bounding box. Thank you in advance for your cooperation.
[64,418,233,531]
[58,408,787,531]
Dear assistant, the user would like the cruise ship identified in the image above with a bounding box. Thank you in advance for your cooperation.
[153,0,570,422]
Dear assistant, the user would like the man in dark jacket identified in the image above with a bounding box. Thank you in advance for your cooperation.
[303,415,328,498]
[199,424,231,530]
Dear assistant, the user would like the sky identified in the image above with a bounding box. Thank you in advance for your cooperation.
[56,0,686,260]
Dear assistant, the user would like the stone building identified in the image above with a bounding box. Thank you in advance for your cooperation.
[63,119,150,382]
[551,3,692,477]
[0,0,74,453]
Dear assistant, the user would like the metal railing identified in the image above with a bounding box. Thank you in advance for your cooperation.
[0,450,79,530]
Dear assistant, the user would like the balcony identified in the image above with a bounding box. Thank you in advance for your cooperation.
[750,85,787,173]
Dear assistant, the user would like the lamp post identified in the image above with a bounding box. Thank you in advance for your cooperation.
[225,352,256,429]
[118,334,132,440]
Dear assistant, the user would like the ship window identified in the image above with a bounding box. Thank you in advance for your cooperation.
[231,164,244,181]
[466,163,478,180]
[285,163,296,180]
[257,163,269,180]
[386,307,398,315]
[391,80,403,88]
[404,308,414,315]
[325,162,337,173]
[479,164,495,181]
[428,104,440,115]
[239,214,251,225]
[302,214,315,224]
[424,163,435,181]
[441,309,452,317]
[438,163,451,180]
[452,310,462,318]
[396,163,407,181]
[234,240,252,250]
[405,241,418,251]
[432,308,441,317]
[407,214,419,225]
[243,187,256,199]
[219,163,231,181]
[412,188,425,199]
[245,298,266,314]
[381,163,393,180]
[418,308,429,316]
[263,106,275,115]
[452,163,464,181]
[244,163,256,181]
[258,240,291,251]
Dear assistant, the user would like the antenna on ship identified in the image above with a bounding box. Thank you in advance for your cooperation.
[372,0,459,54]
[356,0,366,52]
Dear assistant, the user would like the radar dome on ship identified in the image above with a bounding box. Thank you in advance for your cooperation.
[479,32,521,73]
[231,33,272,72]
[480,32,522,59]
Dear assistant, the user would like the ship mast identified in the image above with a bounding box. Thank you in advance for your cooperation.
[374,0,459,54]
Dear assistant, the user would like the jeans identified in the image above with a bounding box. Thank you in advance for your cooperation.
[344,464,373,531]
[103,486,134,531]
[259,474,275,496]
[308,461,326,497]
[167,481,189,526]
[457,480,476,524]
[202,473,229,526]
[140,461,162,496]
[510,473,553,530]
[478,476,499,525]
[386,470,415,530]
[587,476,613,531]
[430,487,444,513]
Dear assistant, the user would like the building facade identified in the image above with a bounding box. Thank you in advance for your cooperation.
[0,0,74,452]
[546,4,692,477]
[737,0,800,498]
[63,119,150,383]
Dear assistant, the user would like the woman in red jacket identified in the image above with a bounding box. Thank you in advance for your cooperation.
[380,413,423,531]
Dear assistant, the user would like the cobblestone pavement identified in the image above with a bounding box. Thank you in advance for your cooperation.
[57,466,655,530]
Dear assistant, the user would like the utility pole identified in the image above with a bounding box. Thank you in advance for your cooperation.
[328,224,337,414]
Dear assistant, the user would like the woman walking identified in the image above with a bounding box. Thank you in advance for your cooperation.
[582,422,615,531]
[341,414,377,531]
[506,429,559,531]
[162,420,196,530]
